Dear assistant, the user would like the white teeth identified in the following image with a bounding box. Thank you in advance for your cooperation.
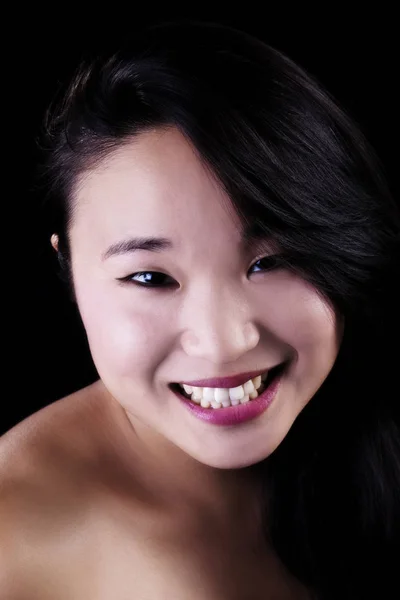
[254,375,263,389]
[178,372,268,408]
[210,400,222,409]
[214,388,230,402]
[230,397,241,406]
[243,379,255,395]
[182,373,266,397]
[203,387,220,401]
[228,385,245,401]
[221,398,233,407]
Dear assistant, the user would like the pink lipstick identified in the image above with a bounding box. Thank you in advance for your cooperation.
[171,363,286,426]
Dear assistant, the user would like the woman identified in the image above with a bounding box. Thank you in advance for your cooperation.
[1,20,399,600]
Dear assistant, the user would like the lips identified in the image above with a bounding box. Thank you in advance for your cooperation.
[172,362,287,425]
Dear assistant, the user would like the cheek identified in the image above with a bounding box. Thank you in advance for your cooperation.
[287,312,337,351]
[282,299,341,379]
[252,274,340,352]
[76,284,168,376]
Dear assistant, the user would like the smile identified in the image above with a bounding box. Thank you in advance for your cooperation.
[170,363,285,410]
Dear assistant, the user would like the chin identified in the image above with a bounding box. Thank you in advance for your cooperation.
[187,444,277,470]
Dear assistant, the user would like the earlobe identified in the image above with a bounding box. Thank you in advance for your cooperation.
[50,234,59,252]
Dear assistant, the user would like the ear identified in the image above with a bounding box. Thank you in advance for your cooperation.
[50,234,59,252]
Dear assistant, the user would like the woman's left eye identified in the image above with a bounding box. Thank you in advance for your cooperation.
[249,254,283,273]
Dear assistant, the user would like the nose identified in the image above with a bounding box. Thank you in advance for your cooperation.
[180,283,260,365]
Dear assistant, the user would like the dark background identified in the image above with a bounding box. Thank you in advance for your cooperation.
[4,8,398,435]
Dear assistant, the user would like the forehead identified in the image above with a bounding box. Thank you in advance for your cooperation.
[70,127,272,256]
[73,127,229,211]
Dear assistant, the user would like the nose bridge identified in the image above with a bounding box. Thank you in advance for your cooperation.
[180,278,259,362]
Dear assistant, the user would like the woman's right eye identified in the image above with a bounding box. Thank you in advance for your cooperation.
[117,271,177,288]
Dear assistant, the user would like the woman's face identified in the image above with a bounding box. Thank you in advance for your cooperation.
[67,127,344,469]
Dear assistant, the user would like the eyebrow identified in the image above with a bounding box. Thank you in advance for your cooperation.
[101,222,271,261]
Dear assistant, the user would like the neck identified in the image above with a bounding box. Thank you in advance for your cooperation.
[96,379,267,531]
[89,381,312,599]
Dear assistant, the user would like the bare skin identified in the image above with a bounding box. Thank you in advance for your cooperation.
[1,128,337,598]
[0,381,313,600]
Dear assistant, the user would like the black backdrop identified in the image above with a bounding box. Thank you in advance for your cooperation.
[4,7,398,435]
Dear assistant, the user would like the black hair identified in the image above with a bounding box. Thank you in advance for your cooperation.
[37,19,400,600]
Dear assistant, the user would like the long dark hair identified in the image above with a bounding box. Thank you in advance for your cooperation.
[37,20,400,600]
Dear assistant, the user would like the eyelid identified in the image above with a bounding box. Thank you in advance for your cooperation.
[251,251,277,264]
[251,253,284,269]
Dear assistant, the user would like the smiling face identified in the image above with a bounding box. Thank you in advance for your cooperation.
[65,127,344,469]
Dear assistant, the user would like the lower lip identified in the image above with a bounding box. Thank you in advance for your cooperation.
[171,368,285,426]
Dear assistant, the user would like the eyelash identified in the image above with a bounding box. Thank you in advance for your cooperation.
[116,255,284,289]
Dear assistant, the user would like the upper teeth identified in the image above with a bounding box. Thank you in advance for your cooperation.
[179,371,268,405]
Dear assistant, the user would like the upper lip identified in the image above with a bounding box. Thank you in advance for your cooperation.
[177,367,279,389]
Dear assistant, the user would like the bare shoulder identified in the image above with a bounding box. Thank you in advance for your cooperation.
[0,376,148,526]
[0,380,106,481]
[0,381,110,598]
[0,382,175,599]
